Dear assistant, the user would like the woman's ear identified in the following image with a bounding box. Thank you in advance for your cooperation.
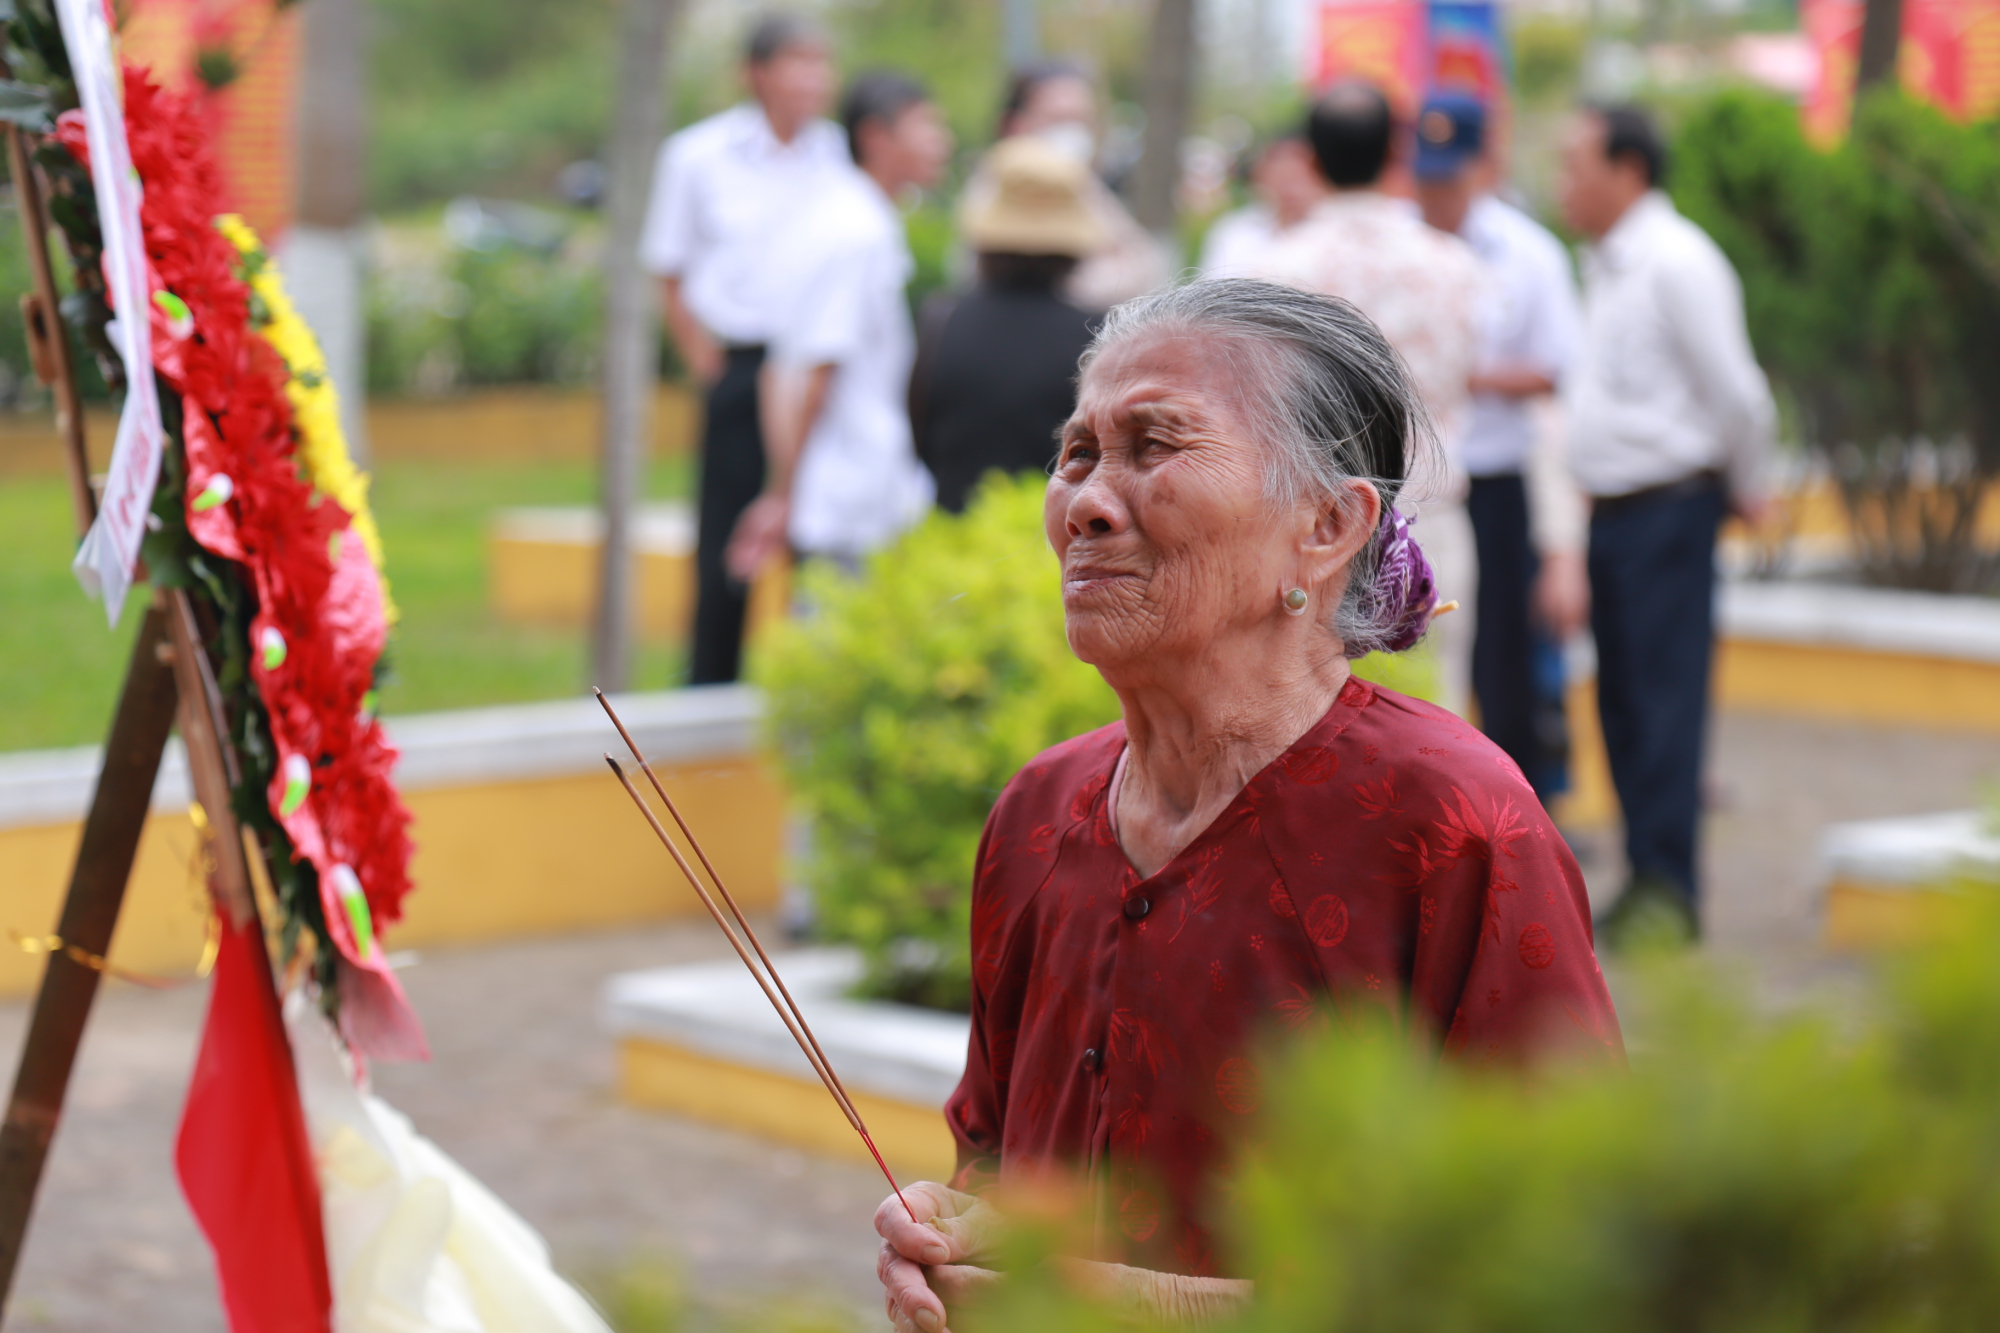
[1300,480,1381,589]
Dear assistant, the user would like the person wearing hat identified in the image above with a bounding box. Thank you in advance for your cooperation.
[1413,91,1587,802]
[909,136,1104,513]
[954,62,1171,311]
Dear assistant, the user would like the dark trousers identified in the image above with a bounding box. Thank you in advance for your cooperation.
[690,345,767,685]
[1587,478,1725,909]
[1468,474,1568,798]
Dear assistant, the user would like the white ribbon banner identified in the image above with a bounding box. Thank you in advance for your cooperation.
[58,0,163,627]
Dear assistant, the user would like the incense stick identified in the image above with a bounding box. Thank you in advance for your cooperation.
[600,750,918,1223]
[593,690,858,1115]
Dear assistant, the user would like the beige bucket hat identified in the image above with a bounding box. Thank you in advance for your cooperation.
[960,135,1108,257]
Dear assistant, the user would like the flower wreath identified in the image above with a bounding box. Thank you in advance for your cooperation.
[52,67,423,1059]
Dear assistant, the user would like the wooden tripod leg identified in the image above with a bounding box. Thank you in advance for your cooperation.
[0,597,178,1305]
[163,590,258,931]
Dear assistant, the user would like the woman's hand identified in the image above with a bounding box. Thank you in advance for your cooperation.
[875,1182,1004,1333]
[1052,1258,1255,1324]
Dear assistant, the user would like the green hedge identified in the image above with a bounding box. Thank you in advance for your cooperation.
[366,242,603,396]
[1672,88,2000,591]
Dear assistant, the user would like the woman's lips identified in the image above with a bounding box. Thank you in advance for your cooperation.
[1063,564,1140,593]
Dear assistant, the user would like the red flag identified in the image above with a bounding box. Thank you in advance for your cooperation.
[176,914,333,1333]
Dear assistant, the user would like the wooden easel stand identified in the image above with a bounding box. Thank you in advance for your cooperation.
[0,125,266,1319]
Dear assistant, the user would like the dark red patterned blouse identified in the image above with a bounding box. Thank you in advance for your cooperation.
[944,677,1622,1276]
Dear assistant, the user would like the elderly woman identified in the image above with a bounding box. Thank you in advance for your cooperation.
[875,281,1620,1329]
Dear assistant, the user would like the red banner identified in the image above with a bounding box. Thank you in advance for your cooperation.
[1309,0,1431,114]
[1804,0,2000,143]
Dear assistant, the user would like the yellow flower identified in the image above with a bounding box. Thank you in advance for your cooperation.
[215,214,397,624]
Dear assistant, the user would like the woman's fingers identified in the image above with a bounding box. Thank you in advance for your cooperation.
[875,1182,963,1265]
[927,1198,1001,1262]
[879,1241,948,1333]
[928,1263,1004,1304]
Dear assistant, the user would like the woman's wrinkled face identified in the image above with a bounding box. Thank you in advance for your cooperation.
[1047,332,1300,675]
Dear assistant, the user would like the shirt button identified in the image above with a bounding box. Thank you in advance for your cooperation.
[1123,896,1151,921]
[1082,1047,1103,1072]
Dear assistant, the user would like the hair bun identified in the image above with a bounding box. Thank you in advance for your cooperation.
[1370,508,1439,654]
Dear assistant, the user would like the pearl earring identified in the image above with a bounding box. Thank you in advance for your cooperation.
[1283,587,1308,616]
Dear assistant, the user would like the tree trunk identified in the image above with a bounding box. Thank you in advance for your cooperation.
[1129,0,1197,237]
[592,0,683,694]
[288,0,370,466]
[1855,0,1904,103]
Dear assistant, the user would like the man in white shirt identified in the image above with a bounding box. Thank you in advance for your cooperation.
[1414,92,1587,801]
[724,72,951,577]
[1198,135,1329,278]
[639,14,845,683]
[1254,80,1487,718]
[1558,103,1777,943]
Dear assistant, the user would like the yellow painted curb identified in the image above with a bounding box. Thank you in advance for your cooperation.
[617,1035,960,1182]
[1717,640,2000,733]
[1822,879,1973,951]
[0,756,785,997]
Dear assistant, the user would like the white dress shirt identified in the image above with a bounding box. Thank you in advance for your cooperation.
[1566,191,1776,503]
[768,167,935,559]
[1460,195,1581,478]
[1198,204,1279,278]
[639,103,850,346]
[1254,191,1488,496]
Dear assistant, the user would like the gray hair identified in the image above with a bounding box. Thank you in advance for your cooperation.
[1077,278,1438,658]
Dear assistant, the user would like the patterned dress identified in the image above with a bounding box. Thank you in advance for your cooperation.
[945,677,1622,1276]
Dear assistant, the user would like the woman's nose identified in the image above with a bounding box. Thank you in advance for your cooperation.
[1065,470,1129,539]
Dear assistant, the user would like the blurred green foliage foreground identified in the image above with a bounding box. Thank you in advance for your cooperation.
[958,895,2000,1331]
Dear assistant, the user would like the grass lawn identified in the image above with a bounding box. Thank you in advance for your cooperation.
[0,453,694,753]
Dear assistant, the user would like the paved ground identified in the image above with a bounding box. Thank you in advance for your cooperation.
[3,708,1997,1331]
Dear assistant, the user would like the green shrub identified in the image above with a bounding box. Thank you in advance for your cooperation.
[1511,15,1587,108]
[753,473,1119,1011]
[1673,88,2000,591]
[955,893,2000,1331]
[366,237,602,396]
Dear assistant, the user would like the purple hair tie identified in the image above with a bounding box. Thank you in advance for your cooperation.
[1371,507,1440,653]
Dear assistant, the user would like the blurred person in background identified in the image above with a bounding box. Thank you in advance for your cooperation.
[640,13,845,684]
[1413,92,1586,801]
[962,60,1170,310]
[725,72,951,580]
[1252,80,1487,718]
[1558,104,1775,944]
[910,137,1103,513]
[1198,134,1330,278]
